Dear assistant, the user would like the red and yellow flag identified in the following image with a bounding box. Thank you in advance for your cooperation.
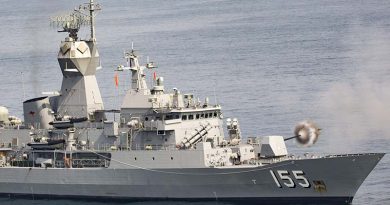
[114,72,119,88]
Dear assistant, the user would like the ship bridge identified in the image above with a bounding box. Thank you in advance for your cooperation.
[114,50,225,151]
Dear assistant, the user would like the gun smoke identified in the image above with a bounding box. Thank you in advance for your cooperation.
[319,26,390,152]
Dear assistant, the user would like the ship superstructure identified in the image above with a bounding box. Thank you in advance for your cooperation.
[0,1,384,204]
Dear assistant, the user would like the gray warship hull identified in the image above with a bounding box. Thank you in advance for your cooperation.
[0,153,383,204]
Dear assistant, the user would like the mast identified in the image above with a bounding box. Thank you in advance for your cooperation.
[49,1,104,121]
[89,0,96,41]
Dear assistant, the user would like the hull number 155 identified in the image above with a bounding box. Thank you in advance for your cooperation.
[270,170,311,188]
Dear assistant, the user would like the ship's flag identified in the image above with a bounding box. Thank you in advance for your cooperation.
[114,72,119,88]
[153,72,157,81]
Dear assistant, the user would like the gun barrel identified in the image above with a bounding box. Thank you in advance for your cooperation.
[284,135,300,141]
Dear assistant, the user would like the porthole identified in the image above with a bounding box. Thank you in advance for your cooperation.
[152,157,155,160]
[134,157,137,160]
[171,157,173,160]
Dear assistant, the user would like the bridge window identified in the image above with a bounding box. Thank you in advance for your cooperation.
[165,114,180,120]
[165,114,174,120]
[189,115,194,120]
[182,115,187,120]
[196,114,200,119]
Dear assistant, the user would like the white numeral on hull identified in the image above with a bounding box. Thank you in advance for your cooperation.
[292,170,310,188]
[270,170,282,188]
[270,170,311,188]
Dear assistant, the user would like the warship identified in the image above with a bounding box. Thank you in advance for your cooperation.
[0,1,384,204]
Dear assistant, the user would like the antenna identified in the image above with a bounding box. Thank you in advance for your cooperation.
[50,0,101,41]
[213,85,218,105]
[20,72,26,101]
[89,0,96,40]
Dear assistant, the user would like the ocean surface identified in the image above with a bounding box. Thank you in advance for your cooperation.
[0,0,389,204]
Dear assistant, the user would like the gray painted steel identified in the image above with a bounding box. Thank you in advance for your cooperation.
[0,153,383,203]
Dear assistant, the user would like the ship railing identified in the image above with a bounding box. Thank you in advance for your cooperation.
[324,153,379,158]
[54,159,110,168]
[55,161,65,168]
[256,153,373,164]
[93,144,181,151]
[257,157,288,164]
[133,144,178,151]
[286,153,374,160]
[0,142,15,149]
[72,159,110,168]
[256,154,324,165]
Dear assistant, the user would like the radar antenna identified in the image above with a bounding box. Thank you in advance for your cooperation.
[50,0,101,41]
